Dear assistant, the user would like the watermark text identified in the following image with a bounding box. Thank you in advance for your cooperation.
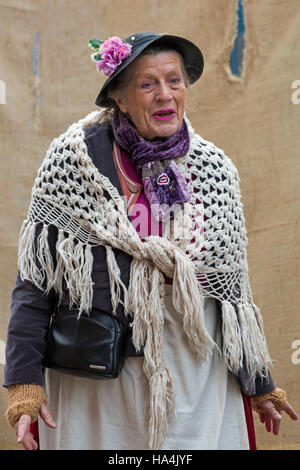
[0,80,6,104]
[291,339,300,364]
[291,80,300,104]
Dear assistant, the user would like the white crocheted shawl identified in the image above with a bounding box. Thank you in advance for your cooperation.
[18,110,272,449]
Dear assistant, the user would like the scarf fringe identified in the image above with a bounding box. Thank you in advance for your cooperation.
[18,220,57,294]
[18,220,94,316]
[36,224,55,294]
[55,234,94,316]
[172,249,217,359]
[238,303,273,380]
[128,258,151,352]
[127,250,215,449]
[130,263,176,450]
[221,300,243,374]
[148,370,176,450]
[221,300,273,381]
[18,220,44,289]
[53,228,66,304]
[105,245,129,315]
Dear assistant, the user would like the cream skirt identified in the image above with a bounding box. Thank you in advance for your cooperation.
[39,285,249,450]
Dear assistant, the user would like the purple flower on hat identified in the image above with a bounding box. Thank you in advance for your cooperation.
[89,36,132,77]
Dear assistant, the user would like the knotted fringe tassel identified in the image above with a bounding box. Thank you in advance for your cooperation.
[127,258,151,352]
[143,265,176,449]
[36,224,55,294]
[18,222,113,317]
[105,245,129,315]
[76,243,94,315]
[172,249,216,359]
[252,303,265,333]
[56,234,94,316]
[18,221,56,294]
[128,260,176,449]
[238,304,273,381]
[53,228,66,304]
[148,367,176,450]
[221,301,243,374]
[127,250,217,449]
[18,220,43,288]
[18,222,93,316]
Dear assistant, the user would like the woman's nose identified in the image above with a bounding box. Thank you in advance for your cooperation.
[155,82,172,102]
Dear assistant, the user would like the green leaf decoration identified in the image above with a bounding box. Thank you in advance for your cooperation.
[91,52,102,62]
[88,39,103,51]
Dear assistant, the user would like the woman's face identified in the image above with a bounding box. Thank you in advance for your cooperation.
[114,51,187,140]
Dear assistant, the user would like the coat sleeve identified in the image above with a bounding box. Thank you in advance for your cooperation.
[236,363,276,396]
[3,224,58,387]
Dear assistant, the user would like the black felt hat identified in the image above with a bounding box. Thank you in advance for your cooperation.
[94,32,204,108]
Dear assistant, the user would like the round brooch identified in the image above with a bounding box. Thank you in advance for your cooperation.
[157,173,170,185]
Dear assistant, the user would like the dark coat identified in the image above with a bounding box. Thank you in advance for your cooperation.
[3,121,275,396]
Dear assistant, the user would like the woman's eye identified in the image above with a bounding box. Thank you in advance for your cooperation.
[170,77,181,85]
[141,82,153,89]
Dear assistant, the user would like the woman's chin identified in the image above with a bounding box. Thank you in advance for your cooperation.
[148,120,182,140]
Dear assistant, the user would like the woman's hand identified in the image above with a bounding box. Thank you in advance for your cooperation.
[15,402,56,450]
[257,399,298,435]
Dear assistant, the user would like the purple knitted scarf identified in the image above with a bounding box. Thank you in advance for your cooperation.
[112,109,191,221]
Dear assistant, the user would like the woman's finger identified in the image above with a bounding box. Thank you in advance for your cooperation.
[23,431,38,450]
[15,415,38,450]
[257,399,283,435]
[259,413,265,424]
[259,400,282,419]
[264,415,272,432]
[39,402,57,428]
[16,414,31,443]
[272,416,281,435]
[282,402,298,421]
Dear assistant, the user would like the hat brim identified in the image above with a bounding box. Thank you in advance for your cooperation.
[95,32,204,108]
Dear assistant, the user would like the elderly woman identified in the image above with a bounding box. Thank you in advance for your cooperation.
[4,32,297,450]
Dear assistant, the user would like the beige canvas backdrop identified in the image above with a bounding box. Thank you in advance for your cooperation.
[0,0,299,450]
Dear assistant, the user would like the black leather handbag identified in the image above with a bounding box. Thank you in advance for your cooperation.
[44,307,129,380]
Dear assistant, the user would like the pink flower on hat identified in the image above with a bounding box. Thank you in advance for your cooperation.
[89,36,132,76]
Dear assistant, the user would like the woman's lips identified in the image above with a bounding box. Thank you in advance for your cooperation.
[152,109,176,121]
